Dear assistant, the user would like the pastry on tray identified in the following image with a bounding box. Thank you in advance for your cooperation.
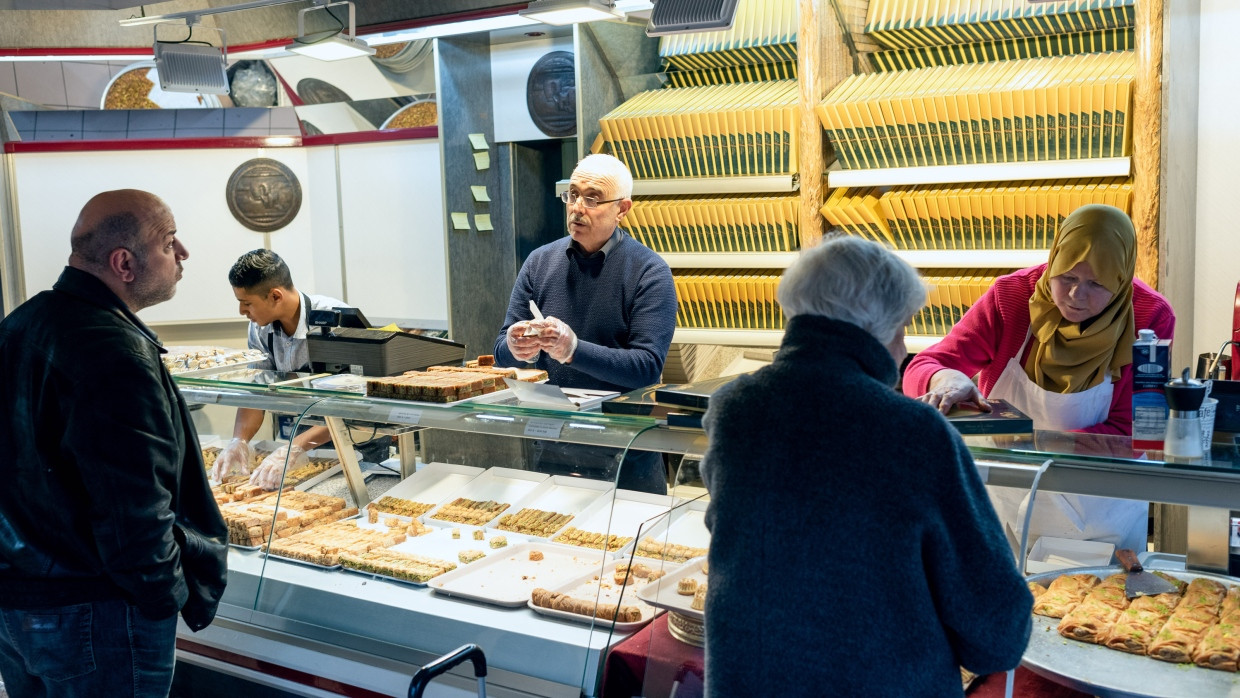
[1032,573,1100,619]
[1147,613,1219,664]
[1103,591,1182,655]
[1058,576,1130,644]
[530,587,642,623]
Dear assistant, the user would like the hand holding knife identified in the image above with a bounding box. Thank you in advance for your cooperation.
[524,299,545,336]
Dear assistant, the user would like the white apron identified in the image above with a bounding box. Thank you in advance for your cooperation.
[986,332,1149,555]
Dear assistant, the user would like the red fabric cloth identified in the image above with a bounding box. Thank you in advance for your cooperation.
[603,617,1093,698]
[602,614,704,698]
[902,264,1176,435]
[969,668,1092,698]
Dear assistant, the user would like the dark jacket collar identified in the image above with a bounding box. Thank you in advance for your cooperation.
[776,314,898,386]
[567,228,623,260]
[52,266,163,350]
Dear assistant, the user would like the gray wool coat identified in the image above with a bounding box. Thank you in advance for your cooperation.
[701,314,1032,697]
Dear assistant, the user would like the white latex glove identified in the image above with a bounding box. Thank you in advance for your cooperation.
[505,322,542,362]
[249,444,308,491]
[211,438,253,484]
[917,368,990,415]
[534,316,578,364]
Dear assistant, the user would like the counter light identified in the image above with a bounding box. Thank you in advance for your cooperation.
[285,1,375,61]
[518,0,624,26]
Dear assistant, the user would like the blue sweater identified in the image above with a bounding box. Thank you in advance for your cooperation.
[493,230,677,392]
[701,315,1032,697]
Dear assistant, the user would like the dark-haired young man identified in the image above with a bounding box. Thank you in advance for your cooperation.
[212,248,349,488]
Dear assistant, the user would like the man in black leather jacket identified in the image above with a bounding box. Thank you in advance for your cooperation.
[0,189,228,697]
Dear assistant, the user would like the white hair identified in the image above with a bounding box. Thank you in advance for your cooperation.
[573,154,633,200]
[777,235,927,345]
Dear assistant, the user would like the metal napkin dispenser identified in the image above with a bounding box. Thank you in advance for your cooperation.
[307,327,465,377]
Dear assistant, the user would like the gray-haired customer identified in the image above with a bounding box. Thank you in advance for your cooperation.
[700,236,1031,697]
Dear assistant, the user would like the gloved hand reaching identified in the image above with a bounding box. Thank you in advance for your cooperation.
[211,437,253,483]
[505,322,542,362]
[249,444,309,491]
[534,316,578,364]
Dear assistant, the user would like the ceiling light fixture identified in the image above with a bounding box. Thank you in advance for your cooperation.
[152,20,230,94]
[645,0,741,36]
[518,0,625,26]
[287,1,375,61]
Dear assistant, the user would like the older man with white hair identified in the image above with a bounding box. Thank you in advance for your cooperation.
[494,154,677,493]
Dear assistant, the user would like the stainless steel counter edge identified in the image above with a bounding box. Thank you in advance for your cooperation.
[179,386,709,455]
[216,549,616,694]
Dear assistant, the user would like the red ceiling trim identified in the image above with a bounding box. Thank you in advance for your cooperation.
[0,4,531,58]
[302,126,438,146]
[3,127,438,154]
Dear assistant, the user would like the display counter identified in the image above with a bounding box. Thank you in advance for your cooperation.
[175,370,1240,697]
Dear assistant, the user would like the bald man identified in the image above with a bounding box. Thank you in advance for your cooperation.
[0,190,228,697]
[494,154,677,494]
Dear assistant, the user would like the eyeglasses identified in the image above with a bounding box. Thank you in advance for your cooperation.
[559,191,623,209]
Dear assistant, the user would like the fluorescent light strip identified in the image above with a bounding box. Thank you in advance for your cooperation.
[364,14,542,45]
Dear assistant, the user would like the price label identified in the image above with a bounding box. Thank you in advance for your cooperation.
[387,407,422,425]
[524,418,565,439]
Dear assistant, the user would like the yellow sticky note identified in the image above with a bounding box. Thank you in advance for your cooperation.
[468,133,488,150]
[451,212,470,230]
[473,152,490,170]
[471,185,490,202]
[475,214,493,231]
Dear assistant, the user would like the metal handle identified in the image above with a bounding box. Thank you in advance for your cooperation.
[1206,340,1240,381]
[1116,548,1143,573]
[408,644,487,698]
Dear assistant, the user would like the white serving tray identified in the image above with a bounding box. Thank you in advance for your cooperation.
[487,475,614,539]
[423,467,549,528]
[550,489,678,552]
[528,559,663,631]
[627,497,711,562]
[636,556,708,622]
[354,519,531,577]
[362,462,484,521]
[198,434,222,450]
[429,542,608,607]
[1023,564,1240,697]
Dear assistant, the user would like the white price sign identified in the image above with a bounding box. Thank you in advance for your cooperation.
[387,407,422,425]
[524,418,565,439]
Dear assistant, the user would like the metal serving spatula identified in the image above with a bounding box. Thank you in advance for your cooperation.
[1116,548,1179,598]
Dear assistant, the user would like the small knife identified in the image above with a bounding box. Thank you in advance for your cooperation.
[524,300,544,336]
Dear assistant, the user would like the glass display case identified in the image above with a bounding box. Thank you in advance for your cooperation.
[177,369,1240,697]
[175,369,708,697]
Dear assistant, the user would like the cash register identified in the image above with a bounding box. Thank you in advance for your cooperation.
[305,307,465,377]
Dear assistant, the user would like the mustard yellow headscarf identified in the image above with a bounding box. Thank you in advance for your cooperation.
[1025,204,1137,393]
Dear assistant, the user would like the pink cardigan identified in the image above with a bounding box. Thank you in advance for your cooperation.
[902,265,1177,435]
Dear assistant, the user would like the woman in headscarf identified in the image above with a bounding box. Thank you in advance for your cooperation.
[902,204,1175,552]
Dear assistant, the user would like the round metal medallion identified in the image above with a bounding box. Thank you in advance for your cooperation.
[526,50,577,138]
[225,158,302,233]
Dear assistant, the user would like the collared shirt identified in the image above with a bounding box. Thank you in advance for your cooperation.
[566,229,620,260]
[247,292,347,372]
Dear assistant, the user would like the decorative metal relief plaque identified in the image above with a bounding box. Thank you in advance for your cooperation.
[226,158,302,233]
[526,50,577,138]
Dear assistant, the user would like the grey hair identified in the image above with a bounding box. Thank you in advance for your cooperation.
[777,235,926,345]
[573,153,633,199]
[70,212,145,268]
